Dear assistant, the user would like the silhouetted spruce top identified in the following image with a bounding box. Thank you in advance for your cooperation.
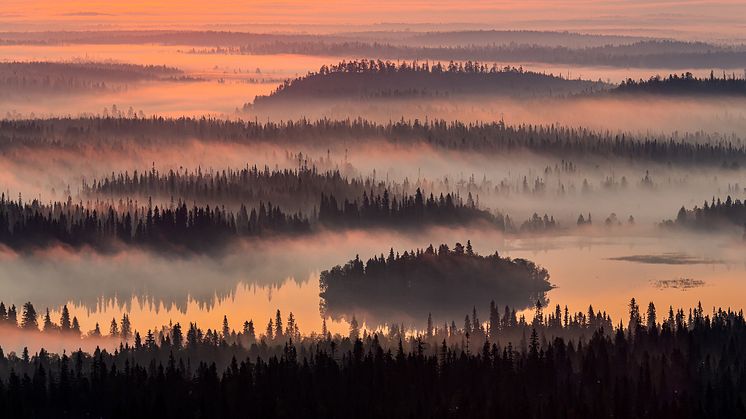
[319,242,552,322]
[253,60,608,104]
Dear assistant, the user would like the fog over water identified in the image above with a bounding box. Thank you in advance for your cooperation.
[1,31,746,354]
[0,225,743,353]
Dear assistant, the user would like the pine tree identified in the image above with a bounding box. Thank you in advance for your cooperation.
[286,313,296,339]
[145,330,155,348]
[71,317,81,336]
[60,305,71,331]
[466,240,474,255]
[646,302,657,332]
[43,308,55,332]
[321,317,328,340]
[274,310,283,340]
[109,318,119,337]
[120,314,132,340]
[172,323,183,349]
[7,305,17,326]
[628,298,642,334]
[349,316,360,340]
[266,319,274,341]
[21,302,38,330]
[245,320,255,342]
[222,315,230,339]
[489,301,500,338]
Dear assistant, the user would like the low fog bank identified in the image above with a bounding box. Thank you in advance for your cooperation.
[2,129,744,227]
[0,225,743,352]
[0,324,118,354]
[248,95,746,137]
[0,224,741,315]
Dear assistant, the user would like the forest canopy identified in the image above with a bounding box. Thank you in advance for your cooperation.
[252,60,609,106]
[319,241,552,324]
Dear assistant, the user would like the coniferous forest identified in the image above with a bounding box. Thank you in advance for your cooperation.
[0,299,742,418]
[3,6,746,418]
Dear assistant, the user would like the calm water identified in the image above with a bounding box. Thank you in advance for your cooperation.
[1,228,742,349]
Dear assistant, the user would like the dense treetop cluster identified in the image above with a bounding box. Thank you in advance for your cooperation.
[320,242,553,322]
[2,117,744,166]
[617,71,746,95]
[0,298,742,418]
[0,194,309,252]
[666,195,746,232]
[252,60,608,103]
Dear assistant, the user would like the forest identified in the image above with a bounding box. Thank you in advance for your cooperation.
[250,61,746,107]
[251,60,609,105]
[319,242,553,323]
[665,195,746,232]
[0,186,563,252]
[3,117,744,167]
[616,72,746,96]
[195,39,746,70]
[0,62,191,95]
[82,166,377,210]
[0,194,310,252]
[0,299,742,418]
[6,30,744,69]
[3,14,746,417]
[318,190,506,230]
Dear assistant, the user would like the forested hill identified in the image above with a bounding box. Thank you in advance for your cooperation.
[614,72,746,96]
[252,60,609,105]
[319,242,553,323]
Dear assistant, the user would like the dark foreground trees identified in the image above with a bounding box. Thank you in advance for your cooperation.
[0,301,744,418]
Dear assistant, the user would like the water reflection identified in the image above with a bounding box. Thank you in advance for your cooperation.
[0,228,743,344]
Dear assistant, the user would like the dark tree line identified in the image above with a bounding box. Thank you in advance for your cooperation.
[197,39,746,70]
[665,195,746,233]
[319,242,553,323]
[616,71,746,95]
[251,60,608,104]
[83,165,382,210]
[318,188,556,233]
[0,299,743,418]
[3,117,742,167]
[0,194,309,252]
[0,29,643,49]
[318,188,509,230]
[0,61,186,95]
[0,191,558,252]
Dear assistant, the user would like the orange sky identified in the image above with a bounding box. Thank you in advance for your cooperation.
[2,1,746,40]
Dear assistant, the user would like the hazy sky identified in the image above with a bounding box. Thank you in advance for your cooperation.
[2,1,746,41]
